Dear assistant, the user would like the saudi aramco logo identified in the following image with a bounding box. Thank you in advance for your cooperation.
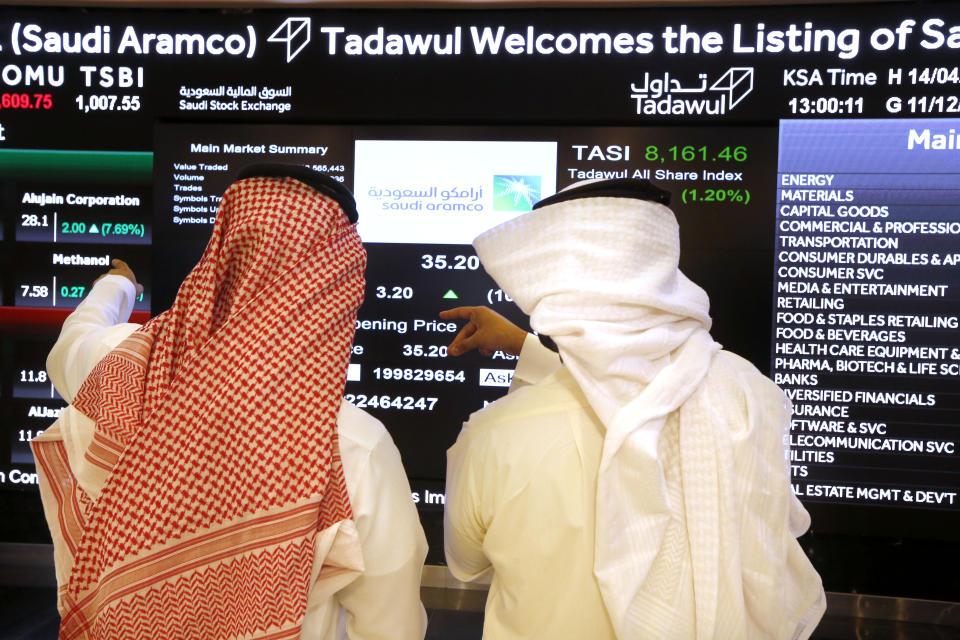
[493,175,541,212]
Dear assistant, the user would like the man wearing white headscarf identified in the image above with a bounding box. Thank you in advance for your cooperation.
[443,179,825,640]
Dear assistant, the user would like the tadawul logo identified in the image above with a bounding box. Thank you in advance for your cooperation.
[268,17,312,62]
[629,67,754,116]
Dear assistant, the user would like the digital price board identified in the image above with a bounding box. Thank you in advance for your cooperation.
[1,2,958,599]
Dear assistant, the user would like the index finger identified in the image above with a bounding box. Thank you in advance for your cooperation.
[439,307,479,322]
[448,321,479,356]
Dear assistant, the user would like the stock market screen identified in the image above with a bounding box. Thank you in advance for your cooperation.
[1,2,958,597]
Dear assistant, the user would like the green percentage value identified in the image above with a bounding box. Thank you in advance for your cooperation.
[59,222,145,237]
[102,223,145,237]
[645,145,748,163]
[681,188,751,205]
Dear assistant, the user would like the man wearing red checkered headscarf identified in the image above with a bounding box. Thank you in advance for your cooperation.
[32,169,427,640]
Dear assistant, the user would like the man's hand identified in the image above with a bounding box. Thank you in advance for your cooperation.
[94,259,144,296]
[439,306,528,357]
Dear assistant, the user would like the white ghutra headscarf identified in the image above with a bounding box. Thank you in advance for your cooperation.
[474,182,825,640]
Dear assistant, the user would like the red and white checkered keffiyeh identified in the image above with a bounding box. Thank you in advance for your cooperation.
[32,176,367,640]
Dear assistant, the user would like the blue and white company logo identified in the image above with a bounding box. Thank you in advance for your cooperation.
[630,67,754,116]
[493,175,541,212]
[268,17,311,62]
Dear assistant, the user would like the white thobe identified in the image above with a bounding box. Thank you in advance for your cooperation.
[446,335,820,640]
[45,275,428,640]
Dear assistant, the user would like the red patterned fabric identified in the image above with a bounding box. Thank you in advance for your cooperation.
[33,176,367,640]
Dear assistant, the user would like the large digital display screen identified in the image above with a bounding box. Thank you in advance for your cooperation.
[1,2,958,599]
[151,122,777,491]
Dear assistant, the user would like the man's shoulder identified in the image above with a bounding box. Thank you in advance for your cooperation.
[337,399,391,456]
[448,368,601,503]
[464,367,595,437]
[703,350,790,423]
[712,350,784,395]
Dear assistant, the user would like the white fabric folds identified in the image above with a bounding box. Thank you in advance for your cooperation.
[474,193,825,639]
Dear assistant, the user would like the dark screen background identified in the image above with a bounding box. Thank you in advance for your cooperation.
[1,2,958,597]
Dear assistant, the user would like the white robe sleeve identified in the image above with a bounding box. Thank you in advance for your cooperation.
[46,275,140,402]
[335,430,428,640]
[444,427,491,582]
[446,334,558,580]
[508,333,561,392]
